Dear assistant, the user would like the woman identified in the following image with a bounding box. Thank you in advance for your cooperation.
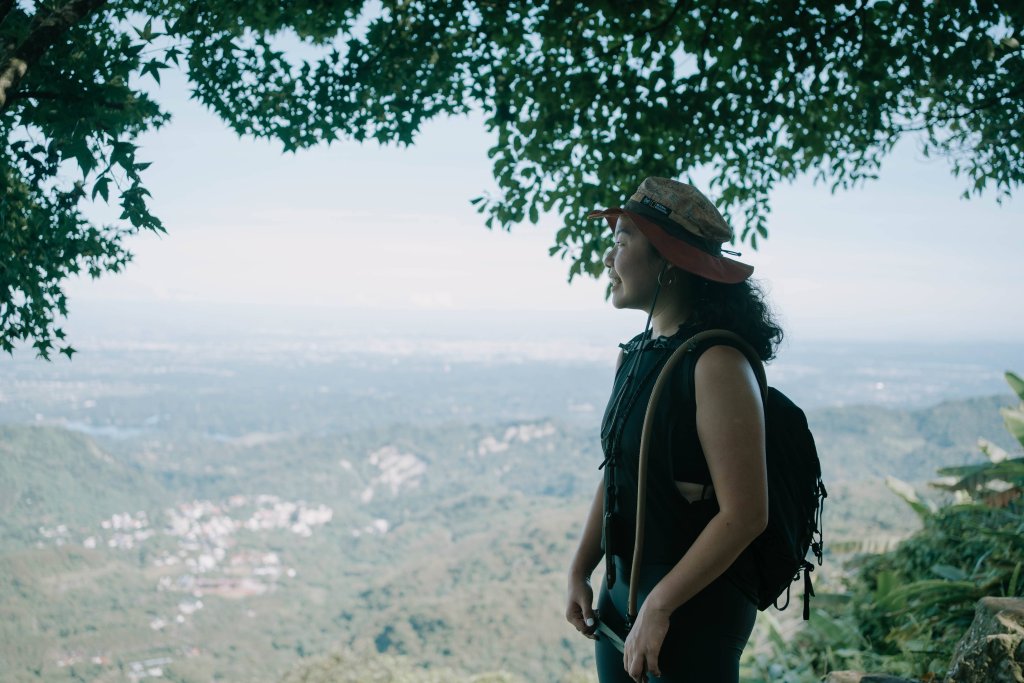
[565,177,783,682]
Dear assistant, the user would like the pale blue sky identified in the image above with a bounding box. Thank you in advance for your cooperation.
[68,66,1024,344]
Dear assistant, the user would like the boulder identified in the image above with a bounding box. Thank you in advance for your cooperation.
[947,596,1024,683]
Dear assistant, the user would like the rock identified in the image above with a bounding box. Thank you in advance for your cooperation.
[825,673,918,682]
[947,596,1024,683]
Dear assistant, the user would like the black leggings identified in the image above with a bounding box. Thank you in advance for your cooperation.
[595,557,756,683]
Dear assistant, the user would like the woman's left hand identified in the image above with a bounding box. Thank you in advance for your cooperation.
[622,600,670,681]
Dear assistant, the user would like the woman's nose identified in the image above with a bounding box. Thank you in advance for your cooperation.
[603,247,614,267]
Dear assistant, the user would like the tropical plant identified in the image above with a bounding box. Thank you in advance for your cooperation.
[930,371,1024,508]
[753,371,1024,680]
[843,371,1024,676]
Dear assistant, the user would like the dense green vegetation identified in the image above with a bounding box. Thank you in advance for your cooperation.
[746,372,1024,682]
[0,425,168,545]
[0,382,1016,682]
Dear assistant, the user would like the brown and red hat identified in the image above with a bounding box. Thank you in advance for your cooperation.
[588,177,754,284]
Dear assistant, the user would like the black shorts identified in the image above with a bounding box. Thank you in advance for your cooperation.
[595,556,756,683]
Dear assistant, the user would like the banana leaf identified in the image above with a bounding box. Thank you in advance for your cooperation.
[1002,406,1024,448]
[979,437,1010,463]
[1006,371,1024,402]
[885,476,936,518]
[933,459,1024,496]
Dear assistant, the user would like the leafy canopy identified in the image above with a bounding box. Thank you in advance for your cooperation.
[2,1,1022,357]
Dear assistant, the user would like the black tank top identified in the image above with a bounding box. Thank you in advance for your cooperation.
[600,324,757,599]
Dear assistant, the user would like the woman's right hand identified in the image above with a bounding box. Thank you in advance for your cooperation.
[566,575,597,639]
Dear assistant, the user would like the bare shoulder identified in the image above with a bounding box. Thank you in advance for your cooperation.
[694,344,765,443]
[694,344,759,395]
[694,344,750,376]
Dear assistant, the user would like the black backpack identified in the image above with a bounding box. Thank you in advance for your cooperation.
[604,329,827,644]
[671,331,826,619]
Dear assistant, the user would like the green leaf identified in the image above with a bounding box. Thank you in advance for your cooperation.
[875,570,899,600]
[140,60,169,84]
[931,564,968,581]
[1006,371,1024,402]
[137,18,155,41]
[65,138,95,176]
[1001,407,1024,449]
[978,438,1010,464]
[91,177,110,202]
[885,475,936,519]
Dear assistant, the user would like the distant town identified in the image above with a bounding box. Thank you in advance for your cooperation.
[39,493,334,679]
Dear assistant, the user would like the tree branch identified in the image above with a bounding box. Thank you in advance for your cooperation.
[964,77,1024,113]
[0,0,108,112]
[634,0,687,40]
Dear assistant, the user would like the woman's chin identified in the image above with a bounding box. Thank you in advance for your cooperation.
[608,292,629,310]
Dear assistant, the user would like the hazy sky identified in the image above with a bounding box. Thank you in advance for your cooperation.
[68,66,1024,344]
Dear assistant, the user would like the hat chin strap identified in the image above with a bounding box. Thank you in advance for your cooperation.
[641,265,668,339]
[617,267,665,424]
[615,264,668,416]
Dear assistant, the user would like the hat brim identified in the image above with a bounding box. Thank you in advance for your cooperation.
[588,208,754,284]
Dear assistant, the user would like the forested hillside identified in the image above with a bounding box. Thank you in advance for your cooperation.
[0,387,1015,682]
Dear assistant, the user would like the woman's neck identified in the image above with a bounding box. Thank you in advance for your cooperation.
[650,301,691,339]
[646,274,694,339]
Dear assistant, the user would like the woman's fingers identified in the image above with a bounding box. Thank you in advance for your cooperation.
[647,654,661,679]
[580,603,595,633]
[566,580,596,638]
[566,602,585,629]
[624,646,660,681]
[565,600,596,638]
[625,652,645,681]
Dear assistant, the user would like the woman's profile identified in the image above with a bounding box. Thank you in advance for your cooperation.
[565,177,783,682]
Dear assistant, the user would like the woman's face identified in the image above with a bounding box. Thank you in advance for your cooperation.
[603,216,664,311]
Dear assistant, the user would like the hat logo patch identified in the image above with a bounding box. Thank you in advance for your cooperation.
[640,195,671,216]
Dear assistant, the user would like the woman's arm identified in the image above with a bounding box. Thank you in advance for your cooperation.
[623,344,768,678]
[571,347,627,583]
[566,480,604,638]
[566,348,626,637]
[568,480,606,583]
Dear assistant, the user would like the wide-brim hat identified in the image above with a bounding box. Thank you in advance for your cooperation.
[587,177,754,284]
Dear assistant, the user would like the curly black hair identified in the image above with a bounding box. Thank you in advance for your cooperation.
[686,276,784,362]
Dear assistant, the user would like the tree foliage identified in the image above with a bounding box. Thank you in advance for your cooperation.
[2,1,1022,357]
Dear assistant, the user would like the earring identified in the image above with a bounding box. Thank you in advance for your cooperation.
[657,271,674,287]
